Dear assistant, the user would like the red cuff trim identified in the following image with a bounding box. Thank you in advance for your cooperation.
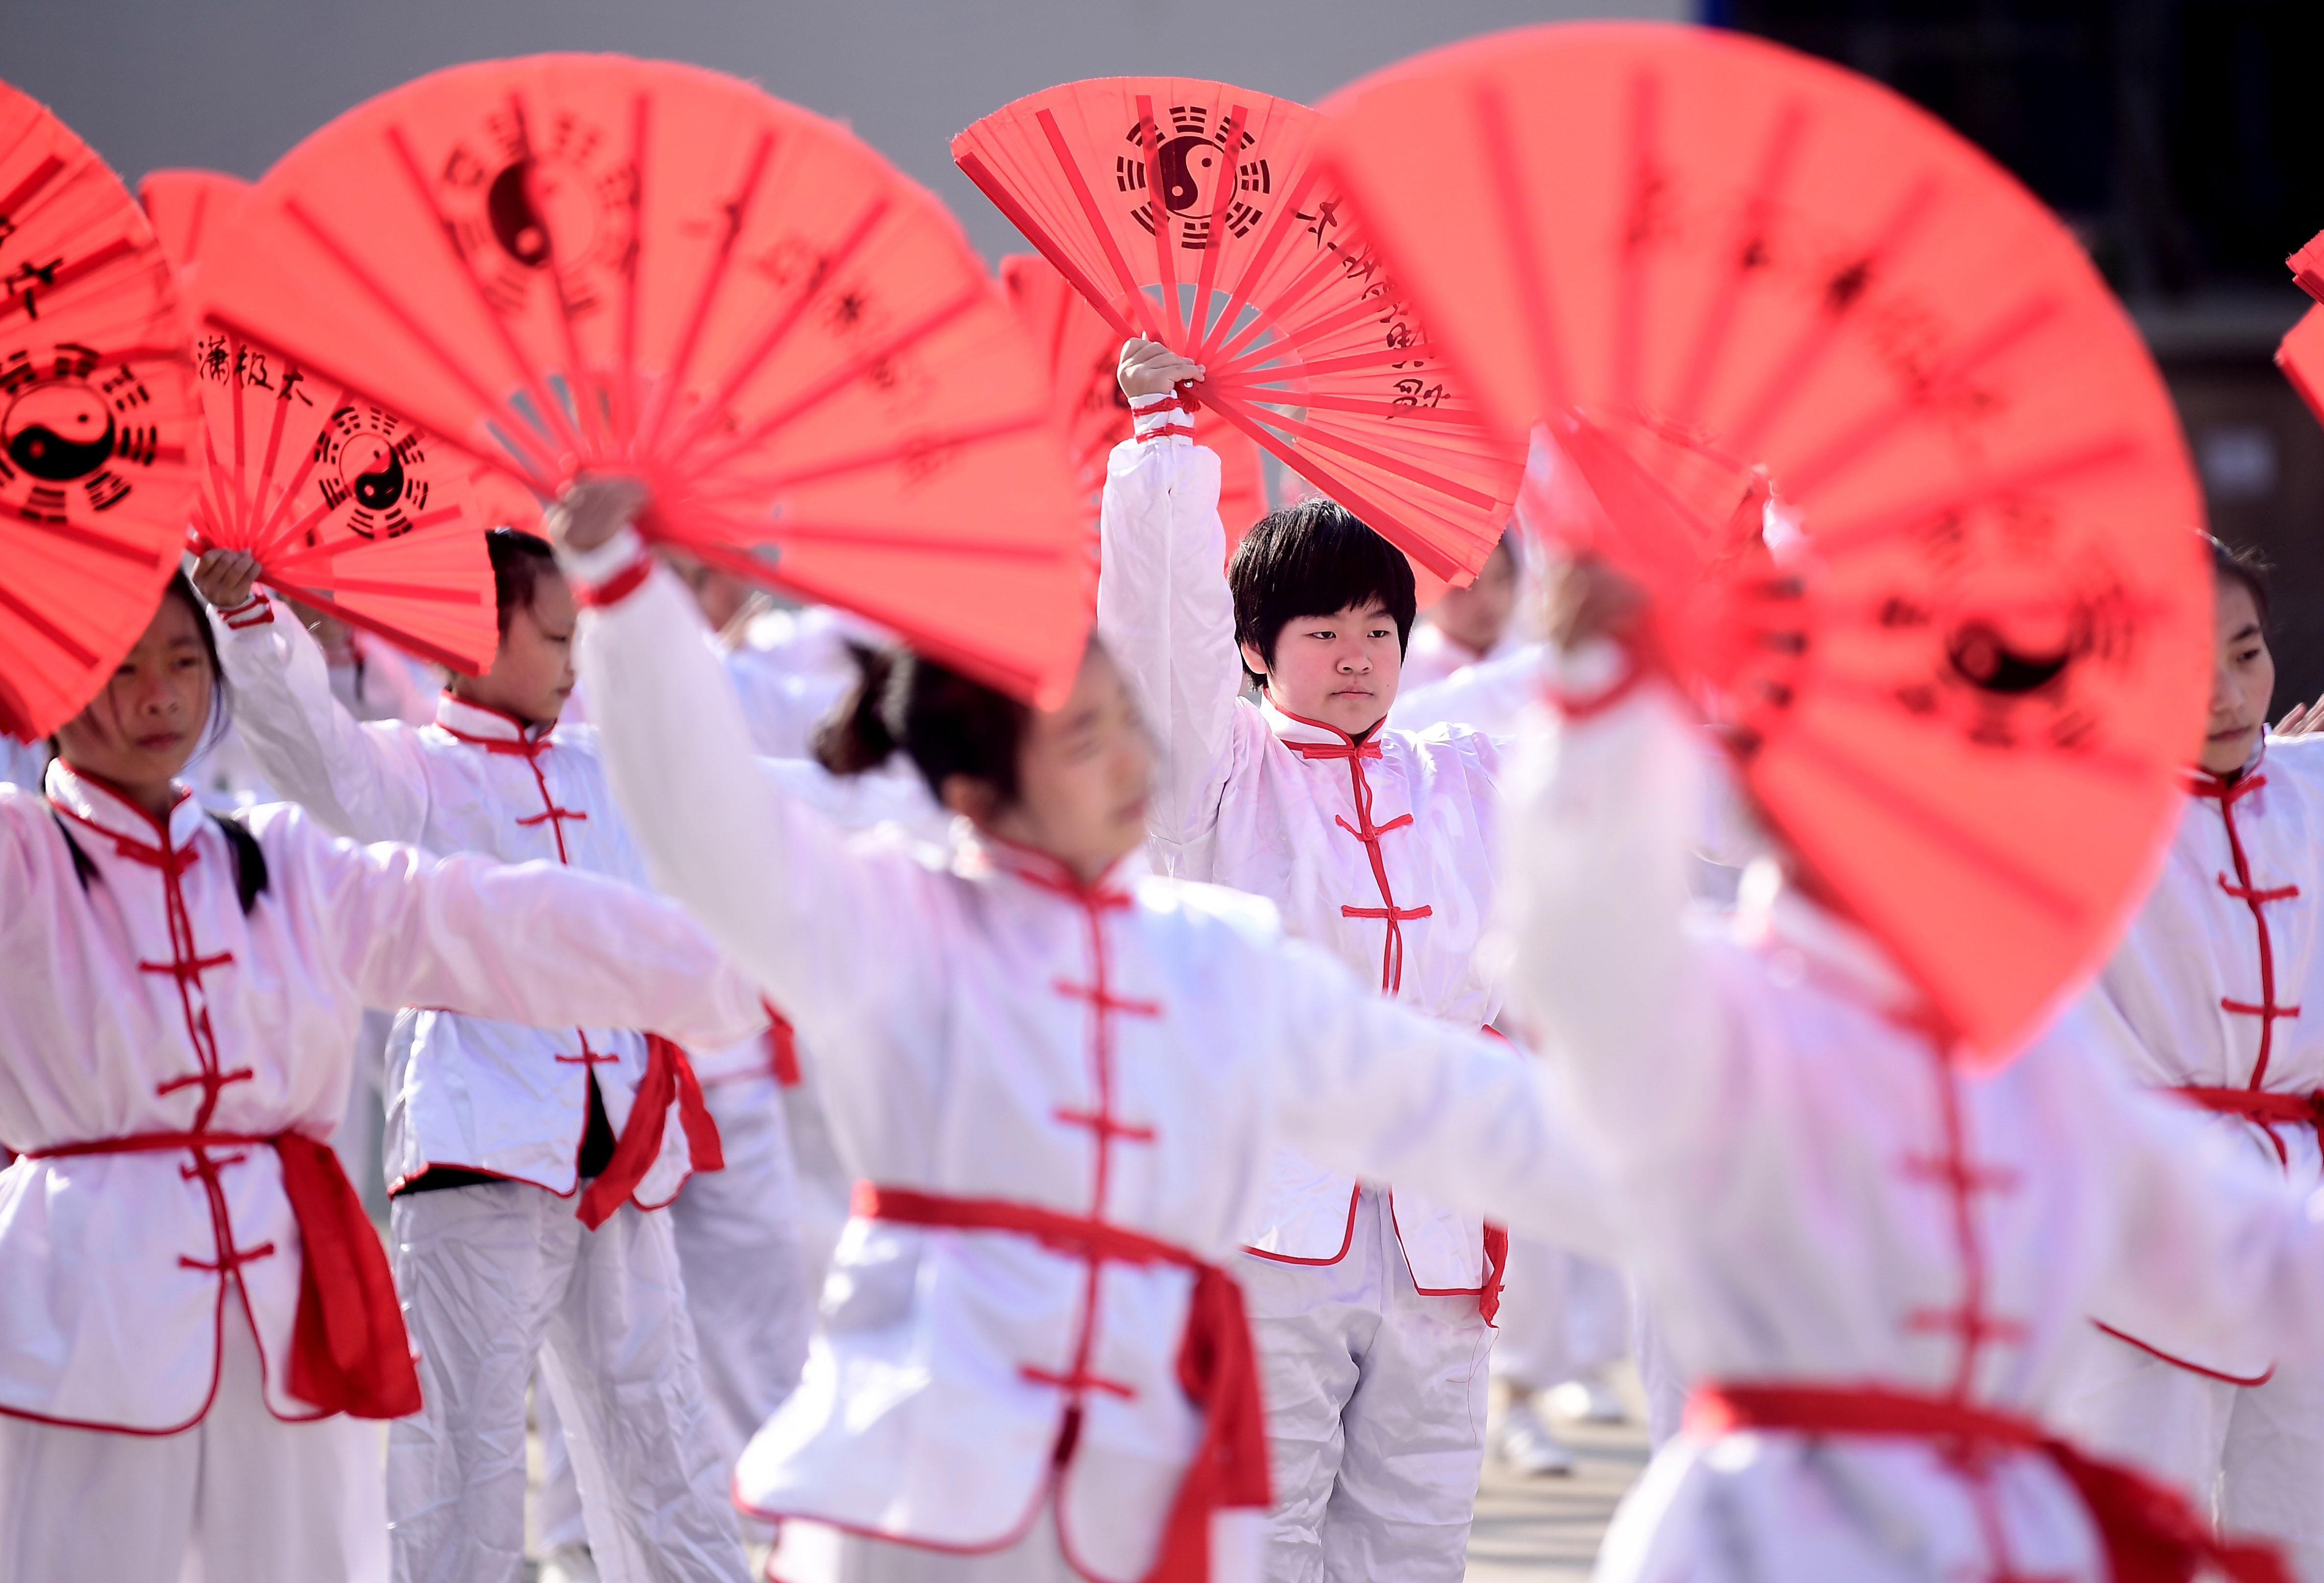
[1137,423,1195,443]
[220,592,274,630]
[574,553,655,610]
[1544,661,1646,721]
[1128,393,1186,415]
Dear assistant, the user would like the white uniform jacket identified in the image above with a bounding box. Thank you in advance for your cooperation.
[1096,424,1516,1295]
[0,763,763,1432]
[2072,736,2324,1380]
[571,554,1614,1583]
[1496,674,2324,1582]
[214,592,707,1200]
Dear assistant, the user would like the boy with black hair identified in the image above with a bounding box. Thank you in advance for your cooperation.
[193,533,763,1583]
[1096,339,1605,1583]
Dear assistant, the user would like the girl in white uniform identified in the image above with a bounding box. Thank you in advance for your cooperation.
[1095,340,1582,1582]
[1495,562,2324,1583]
[0,576,766,1583]
[193,533,763,1583]
[549,478,1615,1583]
[2050,541,2324,1579]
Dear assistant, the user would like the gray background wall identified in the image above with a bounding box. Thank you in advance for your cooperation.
[0,0,1683,267]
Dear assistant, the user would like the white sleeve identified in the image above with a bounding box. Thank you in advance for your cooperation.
[1095,425,1248,869]
[1262,934,1619,1258]
[269,810,767,1050]
[1386,643,1547,736]
[2070,1026,2324,1363]
[569,548,937,1042]
[212,597,432,843]
[1489,669,1729,1170]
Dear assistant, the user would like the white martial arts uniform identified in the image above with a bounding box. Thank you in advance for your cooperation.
[1098,403,1568,1580]
[1496,663,2324,1582]
[211,589,762,1583]
[0,762,761,1583]
[564,544,1616,1583]
[1396,621,1528,694]
[2049,736,2324,1579]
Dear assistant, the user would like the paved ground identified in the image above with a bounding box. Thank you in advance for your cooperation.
[1465,1408,1650,1581]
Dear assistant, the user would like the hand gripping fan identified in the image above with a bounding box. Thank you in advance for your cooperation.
[140,168,502,674]
[194,56,1090,706]
[954,77,1525,586]
[2278,231,2324,430]
[1000,250,1268,552]
[1320,24,2211,1067]
[0,84,203,741]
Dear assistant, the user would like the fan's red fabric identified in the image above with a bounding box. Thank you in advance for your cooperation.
[141,170,501,675]
[2279,307,2324,432]
[0,85,203,741]
[1319,23,2210,1068]
[2289,230,2324,306]
[193,55,1089,706]
[137,169,249,287]
[1001,251,1267,554]
[955,77,1524,586]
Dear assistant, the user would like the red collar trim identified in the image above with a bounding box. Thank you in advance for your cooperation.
[1260,694,1389,752]
[436,692,553,747]
[969,832,1143,909]
[44,762,199,850]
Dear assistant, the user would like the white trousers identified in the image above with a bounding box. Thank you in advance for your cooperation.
[538,1076,814,1551]
[0,1299,387,1583]
[1237,1187,1493,1583]
[769,1511,1265,1583]
[387,1181,746,1583]
[1488,1237,1630,1393]
[2052,1325,2324,1582]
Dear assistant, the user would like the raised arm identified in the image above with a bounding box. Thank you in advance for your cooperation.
[1259,929,1619,1259]
[268,807,768,1051]
[1094,346,1250,869]
[555,521,931,1041]
[195,554,431,843]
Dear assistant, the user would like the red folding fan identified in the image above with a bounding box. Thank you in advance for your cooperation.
[0,85,203,741]
[2279,232,2324,430]
[955,77,1525,586]
[141,169,502,674]
[1000,251,1267,552]
[1320,24,2211,1068]
[193,55,1089,705]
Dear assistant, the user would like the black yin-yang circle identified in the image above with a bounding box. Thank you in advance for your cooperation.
[487,160,551,268]
[1156,134,1221,214]
[338,434,405,511]
[1945,618,2080,696]
[3,383,116,481]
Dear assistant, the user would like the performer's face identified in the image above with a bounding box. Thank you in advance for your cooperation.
[54,594,214,817]
[1243,599,1403,738]
[462,571,578,728]
[2203,579,2274,777]
[963,646,1153,882]
[1428,536,1520,659]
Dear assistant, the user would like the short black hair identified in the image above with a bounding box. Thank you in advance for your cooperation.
[486,527,560,635]
[2211,535,2272,628]
[814,643,1031,807]
[1228,499,1417,687]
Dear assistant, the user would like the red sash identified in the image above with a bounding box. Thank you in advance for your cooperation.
[26,1129,421,1419]
[576,1035,722,1229]
[1687,1383,2292,1583]
[853,1183,1271,1583]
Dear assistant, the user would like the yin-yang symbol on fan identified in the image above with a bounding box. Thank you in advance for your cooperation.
[1879,540,2142,757]
[437,107,635,316]
[314,405,430,539]
[0,343,166,525]
[1114,105,1271,251]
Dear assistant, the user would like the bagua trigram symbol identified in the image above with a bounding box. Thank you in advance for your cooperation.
[1115,105,1270,251]
[313,404,430,539]
[0,342,165,518]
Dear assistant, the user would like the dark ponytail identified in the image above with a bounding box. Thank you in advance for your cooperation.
[814,643,1029,806]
